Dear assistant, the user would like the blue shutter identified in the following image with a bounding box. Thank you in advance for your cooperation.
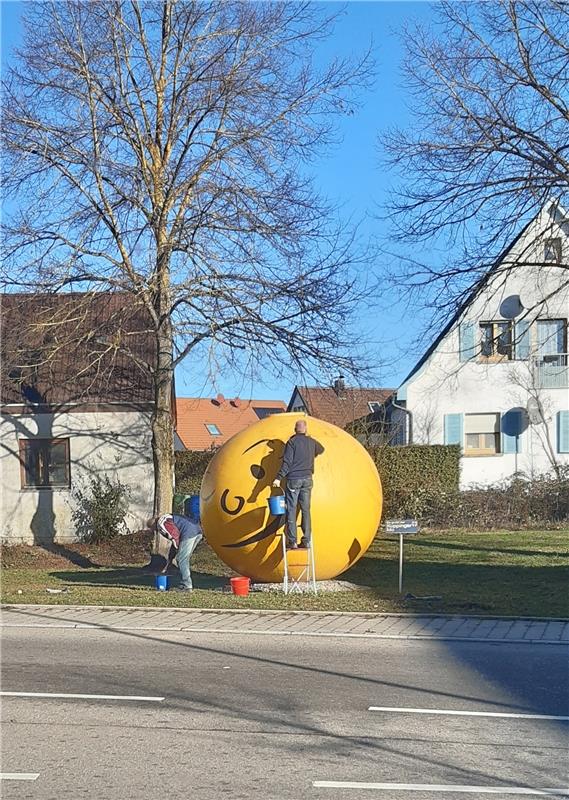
[501,410,523,454]
[557,411,569,453]
[459,322,477,362]
[444,413,463,447]
[515,320,530,360]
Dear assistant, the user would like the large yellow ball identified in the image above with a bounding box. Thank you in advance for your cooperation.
[200,413,382,582]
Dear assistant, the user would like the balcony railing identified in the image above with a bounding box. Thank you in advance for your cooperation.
[533,353,569,389]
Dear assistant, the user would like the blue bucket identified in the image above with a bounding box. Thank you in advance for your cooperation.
[268,495,286,515]
[155,574,169,591]
[184,494,200,520]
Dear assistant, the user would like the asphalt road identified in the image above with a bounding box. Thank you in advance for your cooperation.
[1,627,568,799]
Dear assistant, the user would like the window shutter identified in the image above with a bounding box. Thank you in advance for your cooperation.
[459,322,476,362]
[444,413,463,447]
[514,320,530,360]
[557,411,569,454]
[501,410,523,454]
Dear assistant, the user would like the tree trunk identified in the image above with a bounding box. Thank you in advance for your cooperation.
[146,289,175,572]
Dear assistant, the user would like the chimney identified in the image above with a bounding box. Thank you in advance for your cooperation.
[333,375,346,396]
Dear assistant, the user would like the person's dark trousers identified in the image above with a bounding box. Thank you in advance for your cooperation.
[285,477,313,546]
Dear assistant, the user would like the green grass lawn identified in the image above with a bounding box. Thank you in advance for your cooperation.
[2,530,568,617]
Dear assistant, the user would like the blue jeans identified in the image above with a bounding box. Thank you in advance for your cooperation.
[285,477,313,546]
[177,534,202,589]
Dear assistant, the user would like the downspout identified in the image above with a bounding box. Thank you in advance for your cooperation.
[391,399,413,445]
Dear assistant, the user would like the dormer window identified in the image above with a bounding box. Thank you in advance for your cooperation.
[368,401,383,414]
[544,238,562,263]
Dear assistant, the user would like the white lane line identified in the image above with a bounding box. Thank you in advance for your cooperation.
[368,706,569,721]
[1,691,164,702]
[313,782,569,795]
[0,774,40,781]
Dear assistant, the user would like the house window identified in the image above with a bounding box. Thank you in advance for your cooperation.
[292,405,305,412]
[479,321,513,360]
[537,319,567,357]
[368,401,383,414]
[544,238,562,263]
[19,438,70,488]
[465,413,500,455]
[205,423,221,436]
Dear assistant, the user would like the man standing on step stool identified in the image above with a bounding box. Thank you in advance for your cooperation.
[272,419,324,550]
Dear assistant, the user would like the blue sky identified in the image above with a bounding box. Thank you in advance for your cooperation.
[1,1,438,404]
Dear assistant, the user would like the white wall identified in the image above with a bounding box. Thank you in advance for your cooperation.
[0,409,154,544]
[400,207,569,488]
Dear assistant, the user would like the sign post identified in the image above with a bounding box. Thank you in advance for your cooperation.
[385,519,419,594]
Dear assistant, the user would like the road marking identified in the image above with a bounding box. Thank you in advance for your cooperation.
[313,782,569,795]
[1,691,164,702]
[368,706,569,721]
[0,774,39,781]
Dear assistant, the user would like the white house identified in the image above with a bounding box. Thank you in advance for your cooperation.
[0,293,156,544]
[392,203,569,488]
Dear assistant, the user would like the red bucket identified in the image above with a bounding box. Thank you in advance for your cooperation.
[230,576,250,596]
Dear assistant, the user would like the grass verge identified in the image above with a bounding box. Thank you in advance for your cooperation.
[1,530,568,617]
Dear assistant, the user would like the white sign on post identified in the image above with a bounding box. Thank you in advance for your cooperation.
[385,519,419,594]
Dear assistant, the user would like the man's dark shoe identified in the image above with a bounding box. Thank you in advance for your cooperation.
[286,543,298,550]
[298,540,310,549]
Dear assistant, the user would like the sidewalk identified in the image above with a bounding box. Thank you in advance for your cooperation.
[2,604,568,643]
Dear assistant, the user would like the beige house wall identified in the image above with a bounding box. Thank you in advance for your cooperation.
[0,409,154,544]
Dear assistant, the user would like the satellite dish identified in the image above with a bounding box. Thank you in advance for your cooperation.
[499,295,524,319]
[526,397,543,425]
[502,406,529,436]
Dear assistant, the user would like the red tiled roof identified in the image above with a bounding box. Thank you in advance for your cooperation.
[290,385,394,428]
[1,292,156,406]
[176,396,286,451]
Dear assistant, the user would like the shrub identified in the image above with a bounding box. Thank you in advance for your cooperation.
[424,468,569,530]
[71,472,131,543]
[370,444,461,520]
[175,448,217,495]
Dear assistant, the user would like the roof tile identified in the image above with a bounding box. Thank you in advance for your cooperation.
[176,397,286,450]
[1,293,155,406]
[291,385,394,428]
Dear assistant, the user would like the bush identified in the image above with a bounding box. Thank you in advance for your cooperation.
[424,468,569,530]
[71,472,131,543]
[370,444,461,520]
[175,448,217,495]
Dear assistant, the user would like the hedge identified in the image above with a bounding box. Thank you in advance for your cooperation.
[174,444,568,528]
[369,444,461,519]
[175,449,216,496]
[175,443,461,522]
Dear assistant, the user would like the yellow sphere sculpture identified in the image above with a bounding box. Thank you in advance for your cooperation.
[200,413,382,582]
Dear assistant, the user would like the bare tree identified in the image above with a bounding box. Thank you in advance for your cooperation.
[2,1,372,563]
[381,0,569,330]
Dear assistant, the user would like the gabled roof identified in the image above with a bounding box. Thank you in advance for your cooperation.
[397,203,568,396]
[176,396,286,451]
[0,292,156,407]
[289,385,394,428]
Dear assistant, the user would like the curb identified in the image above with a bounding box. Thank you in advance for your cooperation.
[1,622,567,645]
[2,604,568,622]
[2,605,568,644]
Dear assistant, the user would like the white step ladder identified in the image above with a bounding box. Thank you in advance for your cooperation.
[280,534,317,595]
